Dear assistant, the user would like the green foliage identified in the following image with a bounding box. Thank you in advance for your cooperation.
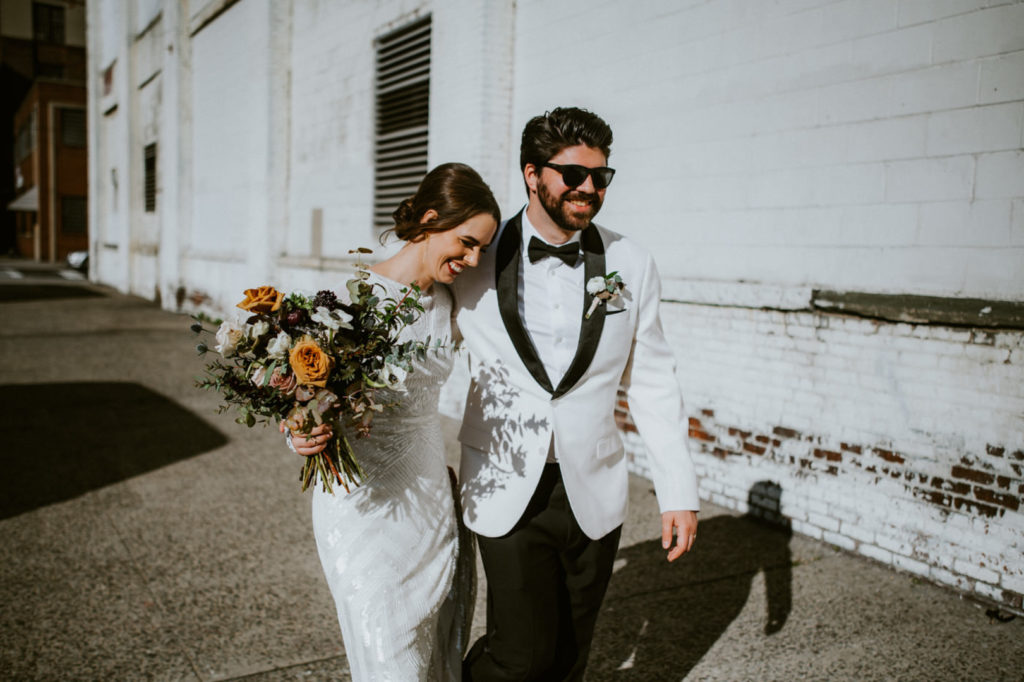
[192,266,438,493]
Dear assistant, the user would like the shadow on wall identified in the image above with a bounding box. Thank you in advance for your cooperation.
[0,382,227,520]
[589,481,792,680]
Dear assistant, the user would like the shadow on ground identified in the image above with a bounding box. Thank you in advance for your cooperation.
[0,285,104,302]
[588,485,793,680]
[0,382,226,519]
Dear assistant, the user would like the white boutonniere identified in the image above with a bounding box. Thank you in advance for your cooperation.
[585,272,625,319]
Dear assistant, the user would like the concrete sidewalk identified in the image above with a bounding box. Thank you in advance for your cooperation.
[1,267,1021,681]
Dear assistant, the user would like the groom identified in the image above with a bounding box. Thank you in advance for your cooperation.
[453,107,700,681]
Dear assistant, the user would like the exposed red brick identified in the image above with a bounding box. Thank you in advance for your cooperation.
[974,487,1020,511]
[814,448,842,462]
[826,465,839,476]
[866,465,877,474]
[688,417,702,428]
[728,427,751,439]
[712,447,733,460]
[920,489,951,507]
[1002,590,1023,610]
[841,442,863,454]
[1012,450,1024,461]
[930,476,971,496]
[996,476,1013,491]
[617,400,629,410]
[874,448,905,464]
[701,408,714,417]
[743,442,766,455]
[772,439,781,447]
[773,426,800,439]
[689,428,715,442]
[953,496,1000,518]
[755,434,771,444]
[986,445,1005,458]
[952,465,996,485]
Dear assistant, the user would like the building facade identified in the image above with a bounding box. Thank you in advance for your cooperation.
[10,80,87,261]
[2,0,87,260]
[87,0,1024,612]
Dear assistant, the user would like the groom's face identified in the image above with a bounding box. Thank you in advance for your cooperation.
[529,144,607,232]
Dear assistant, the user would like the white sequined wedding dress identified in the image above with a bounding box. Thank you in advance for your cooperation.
[311,272,473,681]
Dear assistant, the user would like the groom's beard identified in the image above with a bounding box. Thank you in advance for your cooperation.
[538,182,603,232]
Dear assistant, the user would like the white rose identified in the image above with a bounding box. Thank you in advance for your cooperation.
[266,331,292,359]
[215,320,244,357]
[311,306,354,331]
[248,320,270,339]
[586,276,606,295]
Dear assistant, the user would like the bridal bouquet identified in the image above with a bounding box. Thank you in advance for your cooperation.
[191,256,433,494]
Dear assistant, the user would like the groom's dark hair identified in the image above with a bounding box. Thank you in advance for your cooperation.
[519,107,614,192]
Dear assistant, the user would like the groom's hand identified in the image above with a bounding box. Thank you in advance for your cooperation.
[662,510,698,562]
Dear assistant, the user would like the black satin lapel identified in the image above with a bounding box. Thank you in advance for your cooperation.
[496,211,554,394]
[552,225,606,399]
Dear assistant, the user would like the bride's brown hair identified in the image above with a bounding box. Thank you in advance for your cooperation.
[382,163,500,243]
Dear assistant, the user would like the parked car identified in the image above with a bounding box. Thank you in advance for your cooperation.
[67,250,88,273]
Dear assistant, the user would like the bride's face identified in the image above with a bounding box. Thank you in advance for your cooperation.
[421,213,498,285]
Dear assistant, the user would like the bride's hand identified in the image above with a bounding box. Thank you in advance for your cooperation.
[280,421,333,456]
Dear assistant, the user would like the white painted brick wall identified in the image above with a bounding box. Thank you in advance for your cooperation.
[88,0,1024,613]
[614,298,1024,611]
[511,0,1024,298]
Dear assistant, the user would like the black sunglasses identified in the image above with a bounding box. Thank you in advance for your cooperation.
[541,162,616,190]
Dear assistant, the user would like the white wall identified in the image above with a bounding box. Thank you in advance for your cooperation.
[186,0,273,302]
[510,0,1024,300]
[86,0,1024,612]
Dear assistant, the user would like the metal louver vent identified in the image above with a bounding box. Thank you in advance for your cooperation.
[144,143,157,213]
[374,16,431,231]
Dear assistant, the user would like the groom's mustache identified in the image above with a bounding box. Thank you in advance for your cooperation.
[564,190,598,204]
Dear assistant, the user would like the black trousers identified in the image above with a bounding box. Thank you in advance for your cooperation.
[464,464,622,681]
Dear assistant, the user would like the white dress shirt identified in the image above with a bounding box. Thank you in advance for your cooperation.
[519,211,585,461]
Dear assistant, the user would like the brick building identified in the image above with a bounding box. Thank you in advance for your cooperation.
[1,0,87,260]
[10,80,87,261]
[87,0,1024,612]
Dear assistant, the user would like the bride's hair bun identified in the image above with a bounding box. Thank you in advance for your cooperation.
[391,198,416,235]
[378,163,500,245]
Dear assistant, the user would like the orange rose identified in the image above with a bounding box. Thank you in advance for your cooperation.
[289,337,333,387]
[237,286,284,313]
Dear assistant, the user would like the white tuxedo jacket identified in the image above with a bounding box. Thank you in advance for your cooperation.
[451,210,699,540]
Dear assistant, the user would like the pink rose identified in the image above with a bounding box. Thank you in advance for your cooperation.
[269,368,298,396]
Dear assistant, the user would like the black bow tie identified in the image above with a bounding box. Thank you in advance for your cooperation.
[527,236,580,266]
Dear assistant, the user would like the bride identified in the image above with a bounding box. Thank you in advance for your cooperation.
[286,163,499,680]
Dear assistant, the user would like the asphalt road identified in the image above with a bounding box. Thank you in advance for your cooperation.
[1,259,1021,681]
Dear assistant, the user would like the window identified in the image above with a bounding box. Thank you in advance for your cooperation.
[32,2,65,44]
[36,62,65,79]
[373,16,431,232]
[60,108,86,148]
[14,112,37,163]
[19,213,35,239]
[61,196,87,234]
[143,143,157,212]
[103,63,115,97]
